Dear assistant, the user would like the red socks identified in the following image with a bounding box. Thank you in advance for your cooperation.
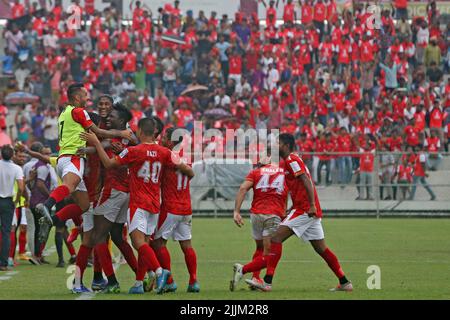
[117,241,137,274]
[18,229,26,254]
[137,244,160,281]
[72,215,83,226]
[67,243,76,257]
[56,204,84,222]
[37,242,46,258]
[75,245,93,282]
[243,249,266,276]
[95,243,114,277]
[9,232,16,259]
[320,248,345,279]
[155,246,173,284]
[93,247,102,273]
[266,242,282,277]
[50,185,70,204]
[183,247,197,285]
[155,246,171,270]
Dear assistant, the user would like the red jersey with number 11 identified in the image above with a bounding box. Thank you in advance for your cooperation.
[116,143,176,216]
[283,153,322,218]
[246,164,288,217]
[161,154,192,216]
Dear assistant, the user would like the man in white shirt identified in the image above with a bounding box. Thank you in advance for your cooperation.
[266,63,280,91]
[214,88,231,107]
[41,107,59,153]
[0,145,25,271]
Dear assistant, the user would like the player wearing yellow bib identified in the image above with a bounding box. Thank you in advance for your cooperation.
[35,83,133,246]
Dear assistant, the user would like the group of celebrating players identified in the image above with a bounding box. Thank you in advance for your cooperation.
[18,82,351,295]
[23,83,198,294]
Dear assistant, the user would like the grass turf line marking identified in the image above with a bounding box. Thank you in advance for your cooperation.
[0,246,57,283]
[0,268,21,282]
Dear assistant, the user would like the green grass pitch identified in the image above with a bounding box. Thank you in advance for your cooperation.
[1,218,450,300]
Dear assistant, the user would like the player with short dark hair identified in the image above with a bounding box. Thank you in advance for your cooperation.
[80,117,195,294]
[246,133,352,292]
[83,102,138,294]
[230,153,288,291]
[151,127,200,293]
[35,84,133,250]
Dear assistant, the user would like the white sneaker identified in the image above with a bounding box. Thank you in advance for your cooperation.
[229,263,243,291]
[245,278,272,292]
[330,281,353,292]
[248,277,263,290]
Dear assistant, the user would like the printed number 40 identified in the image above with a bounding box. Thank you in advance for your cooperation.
[138,161,162,183]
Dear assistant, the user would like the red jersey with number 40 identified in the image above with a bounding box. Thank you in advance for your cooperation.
[161,156,192,216]
[284,153,322,218]
[116,143,176,215]
[246,165,288,217]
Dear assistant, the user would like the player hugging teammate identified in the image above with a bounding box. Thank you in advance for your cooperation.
[30,83,199,295]
[231,133,353,293]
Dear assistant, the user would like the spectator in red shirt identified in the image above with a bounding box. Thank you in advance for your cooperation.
[428,99,447,143]
[96,25,110,52]
[336,127,352,185]
[424,128,442,171]
[357,136,375,200]
[409,145,436,200]
[316,132,334,185]
[297,132,314,174]
[283,0,297,25]
[300,0,314,25]
[122,47,137,80]
[394,0,408,20]
[313,0,327,39]
[116,25,130,51]
[262,0,277,27]
[6,0,25,19]
[144,48,157,97]
[393,156,413,200]
[404,118,421,147]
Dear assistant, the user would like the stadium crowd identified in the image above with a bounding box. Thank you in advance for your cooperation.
[0,0,449,195]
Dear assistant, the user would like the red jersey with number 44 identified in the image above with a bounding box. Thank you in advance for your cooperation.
[246,164,288,217]
[284,153,322,218]
[116,143,176,215]
[161,156,192,216]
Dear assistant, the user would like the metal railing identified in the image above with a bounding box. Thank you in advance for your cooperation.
[189,151,450,218]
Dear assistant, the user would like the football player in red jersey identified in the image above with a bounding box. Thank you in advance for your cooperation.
[151,127,200,293]
[230,156,288,292]
[76,103,139,294]
[81,118,194,295]
[247,133,352,292]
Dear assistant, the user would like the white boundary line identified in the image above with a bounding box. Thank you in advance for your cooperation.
[192,259,450,264]
[0,245,56,283]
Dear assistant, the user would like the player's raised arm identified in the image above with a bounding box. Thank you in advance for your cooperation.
[88,123,134,141]
[80,131,120,169]
[168,150,195,178]
[233,180,253,227]
[76,140,112,156]
[175,162,194,179]
[21,145,51,164]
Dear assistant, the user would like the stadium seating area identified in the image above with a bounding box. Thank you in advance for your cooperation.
[0,0,449,209]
